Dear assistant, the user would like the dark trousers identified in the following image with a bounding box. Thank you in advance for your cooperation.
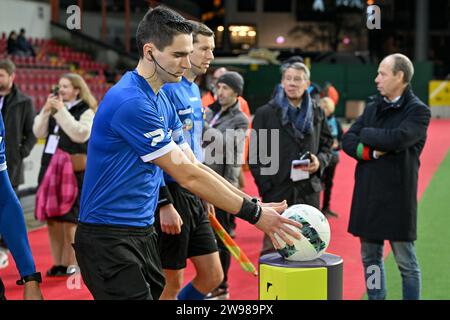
[214,208,233,289]
[322,154,339,210]
[74,223,165,300]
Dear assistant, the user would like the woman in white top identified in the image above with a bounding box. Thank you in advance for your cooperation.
[33,73,97,277]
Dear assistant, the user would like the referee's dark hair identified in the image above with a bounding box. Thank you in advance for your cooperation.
[136,6,193,59]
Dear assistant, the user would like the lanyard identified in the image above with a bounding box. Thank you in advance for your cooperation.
[209,111,222,127]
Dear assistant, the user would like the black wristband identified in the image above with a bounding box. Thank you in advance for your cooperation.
[236,198,262,224]
[158,186,174,208]
[16,272,42,286]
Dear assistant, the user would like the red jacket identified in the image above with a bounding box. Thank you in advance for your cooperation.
[35,149,78,221]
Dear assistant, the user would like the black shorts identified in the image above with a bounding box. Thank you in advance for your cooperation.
[73,222,165,300]
[155,183,218,270]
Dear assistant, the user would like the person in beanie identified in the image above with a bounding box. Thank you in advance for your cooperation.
[215,72,244,96]
[203,71,249,299]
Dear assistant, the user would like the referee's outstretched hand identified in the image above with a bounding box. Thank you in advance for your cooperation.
[159,204,183,235]
[255,207,302,250]
[260,200,288,214]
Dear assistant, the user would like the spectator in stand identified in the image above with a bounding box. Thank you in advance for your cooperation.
[7,31,18,55]
[16,29,36,57]
[33,73,97,277]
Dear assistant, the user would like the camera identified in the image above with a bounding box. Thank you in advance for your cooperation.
[51,85,60,96]
[299,151,312,161]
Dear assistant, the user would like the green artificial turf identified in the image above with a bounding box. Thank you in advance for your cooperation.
[377,150,450,300]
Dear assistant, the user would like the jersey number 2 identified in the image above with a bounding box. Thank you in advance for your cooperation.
[146,129,165,147]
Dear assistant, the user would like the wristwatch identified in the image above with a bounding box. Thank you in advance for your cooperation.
[251,197,261,204]
[16,272,42,285]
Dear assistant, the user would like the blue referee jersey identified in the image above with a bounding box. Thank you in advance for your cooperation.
[79,70,186,227]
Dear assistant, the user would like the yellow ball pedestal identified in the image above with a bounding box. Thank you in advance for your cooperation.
[259,252,343,300]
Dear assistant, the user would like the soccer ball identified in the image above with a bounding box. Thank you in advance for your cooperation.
[274,204,331,261]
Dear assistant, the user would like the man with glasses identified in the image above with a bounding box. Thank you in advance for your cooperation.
[249,62,333,256]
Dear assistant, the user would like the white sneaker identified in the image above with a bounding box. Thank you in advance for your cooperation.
[67,265,80,275]
[0,248,9,269]
[205,287,229,300]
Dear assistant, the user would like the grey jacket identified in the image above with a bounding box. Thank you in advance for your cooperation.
[203,100,249,187]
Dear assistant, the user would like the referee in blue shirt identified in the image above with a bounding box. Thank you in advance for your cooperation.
[75,6,302,300]
[156,22,222,300]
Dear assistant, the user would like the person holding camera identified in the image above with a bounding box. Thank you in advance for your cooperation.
[249,62,333,256]
[33,73,97,277]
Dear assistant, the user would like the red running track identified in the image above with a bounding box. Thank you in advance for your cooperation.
[2,120,450,300]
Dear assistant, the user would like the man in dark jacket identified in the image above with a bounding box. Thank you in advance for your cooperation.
[342,53,431,300]
[249,62,333,255]
[0,59,37,192]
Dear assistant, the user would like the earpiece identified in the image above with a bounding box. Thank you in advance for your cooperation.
[146,50,179,78]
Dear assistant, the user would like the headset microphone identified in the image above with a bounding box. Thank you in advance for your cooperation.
[190,61,202,69]
[149,51,180,78]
